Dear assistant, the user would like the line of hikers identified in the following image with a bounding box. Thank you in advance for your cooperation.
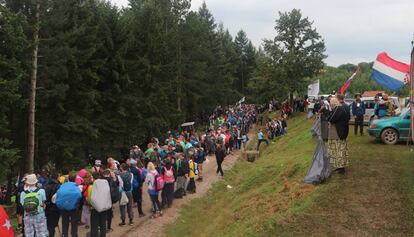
[14,104,258,237]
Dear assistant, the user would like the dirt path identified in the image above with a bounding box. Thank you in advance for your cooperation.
[70,127,255,237]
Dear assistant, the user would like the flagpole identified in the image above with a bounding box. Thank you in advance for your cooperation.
[410,36,414,143]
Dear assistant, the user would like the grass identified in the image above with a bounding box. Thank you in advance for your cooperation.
[163,113,414,237]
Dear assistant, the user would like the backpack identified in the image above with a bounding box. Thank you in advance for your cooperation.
[132,168,142,190]
[120,172,133,192]
[197,150,206,162]
[153,174,165,192]
[45,182,60,208]
[174,188,184,199]
[189,160,196,175]
[108,178,121,204]
[23,189,41,215]
[58,175,69,184]
[56,182,82,211]
[164,167,175,183]
[141,168,148,180]
[90,179,112,212]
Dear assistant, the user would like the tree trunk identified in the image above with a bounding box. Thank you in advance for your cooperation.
[289,92,294,110]
[241,67,244,95]
[5,173,13,205]
[27,0,41,173]
[176,41,182,112]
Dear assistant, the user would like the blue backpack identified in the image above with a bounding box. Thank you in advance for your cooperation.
[120,171,133,192]
[141,168,148,180]
[56,182,82,211]
[132,168,142,190]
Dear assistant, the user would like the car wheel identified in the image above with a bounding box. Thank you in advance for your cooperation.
[380,128,399,145]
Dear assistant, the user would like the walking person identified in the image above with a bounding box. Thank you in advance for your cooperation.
[351,94,365,136]
[130,159,145,217]
[118,163,134,226]
[15,175,26,235]
[80,172,92,229]
[56,173,82,237]
[161,157,175,208]
[195,147,206,181]
[241,133,248,150]
[44,173,60,237]
[101,169,121,233]
[256,128,269,150]
[145,162,163,218]
[175,154,189,197]
[89,172,112,237]
[215,143,226,176]
[20,174,48,237]
[186,157,197,193]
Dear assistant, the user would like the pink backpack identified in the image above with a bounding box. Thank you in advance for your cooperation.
[164,167,175,183]
[154,174,165,192]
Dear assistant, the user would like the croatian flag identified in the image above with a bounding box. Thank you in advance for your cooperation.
[371,52,410,92]
[340,67,360,94]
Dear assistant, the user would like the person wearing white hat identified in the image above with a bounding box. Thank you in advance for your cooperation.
[93,160,102,174]
[20,174,48,237]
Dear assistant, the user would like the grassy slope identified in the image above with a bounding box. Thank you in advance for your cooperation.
[163,114,414,237]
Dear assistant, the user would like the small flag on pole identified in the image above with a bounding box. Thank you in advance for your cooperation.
[340,66,360,94]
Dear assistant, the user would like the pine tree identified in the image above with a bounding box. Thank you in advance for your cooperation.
[234,30,256,95]
[0,2,28,200]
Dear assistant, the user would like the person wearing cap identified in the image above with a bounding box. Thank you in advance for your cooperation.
[19,174,48,237]
[378,94,396,118]
[130,145,144,162]
[351,94,365,136]
[92,160,102,174]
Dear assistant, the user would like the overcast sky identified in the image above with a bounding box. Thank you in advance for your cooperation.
[111,0,413,66]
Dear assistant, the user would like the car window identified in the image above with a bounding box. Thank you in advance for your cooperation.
[364,100,376,109]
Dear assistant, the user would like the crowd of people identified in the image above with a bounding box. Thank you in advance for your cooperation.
[13,103,258,237]
[267,97,307,116]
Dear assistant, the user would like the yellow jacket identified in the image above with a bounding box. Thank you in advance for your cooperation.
[189,160,196,178]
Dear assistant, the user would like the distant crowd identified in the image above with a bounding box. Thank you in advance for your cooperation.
[14,104,258,237]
